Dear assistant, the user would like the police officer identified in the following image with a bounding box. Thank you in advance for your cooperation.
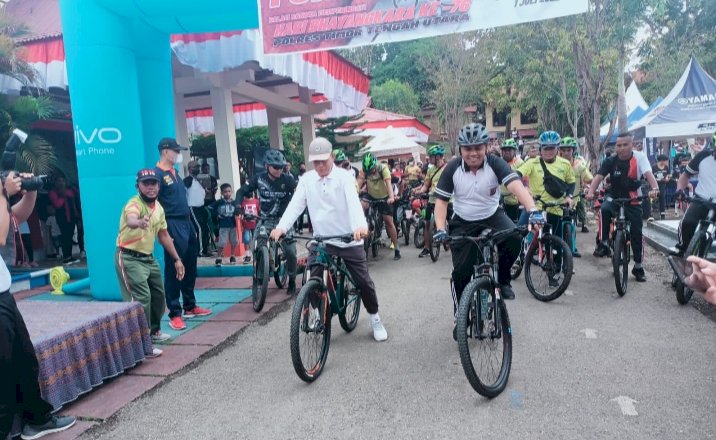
[235,149,298,295]
[154,138,212,331]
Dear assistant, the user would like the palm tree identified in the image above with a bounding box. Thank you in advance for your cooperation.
[0,11,58,177]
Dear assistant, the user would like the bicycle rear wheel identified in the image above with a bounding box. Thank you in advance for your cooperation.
[371,216,383,258]
[456,277,512,398]
[290,280,331,382]
[524,235,572,301]
[676,230,711,304]
[273,244,288,288]
[613,230,629,297]
[338,272,361,332]
[252,246,270,312]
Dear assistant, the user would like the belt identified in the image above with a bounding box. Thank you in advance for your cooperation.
[118,247,152,258]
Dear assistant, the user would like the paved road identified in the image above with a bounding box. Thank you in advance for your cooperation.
[84,233,716,440]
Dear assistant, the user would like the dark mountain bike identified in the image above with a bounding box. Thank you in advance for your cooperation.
[599,196,648,297]
[672,196,716,304]
[246,215,289,312]
[363,201,384,258]
[289,234,362,382]
[446,226,524,398]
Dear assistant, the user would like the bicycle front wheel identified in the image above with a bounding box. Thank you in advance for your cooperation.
[252,246,270,312]
[456,277,512,398]
[414,220,425,248]
[563,221,575,255]
[402,219,410,246]
[429,218,441,262]
[338,272,361,332]
[273,244,288,288]
[613,230,629,297]
[525,235,573,301]
[676,229,711,304]
[290,279,331,382]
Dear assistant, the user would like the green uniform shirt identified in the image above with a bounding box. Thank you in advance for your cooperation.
[362,164,391,199]
[517,157,576,216]
[116,195,167,254]
[500,157,524,206]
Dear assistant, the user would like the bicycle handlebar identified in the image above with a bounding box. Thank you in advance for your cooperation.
[448,225,527,245]
[597,195,649,204]
[294,234,355,244]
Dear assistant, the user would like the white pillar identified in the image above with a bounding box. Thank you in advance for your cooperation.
[173,92,191,177]
[298,87,315,167]
[210,86,241,189]
[266,107,284,150]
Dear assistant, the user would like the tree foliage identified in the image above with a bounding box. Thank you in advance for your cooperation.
[370,79,420,117]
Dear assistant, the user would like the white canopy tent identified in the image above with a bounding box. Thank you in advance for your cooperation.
[632,57,716,139]
[599,81,649,139]
[359,126,426,163]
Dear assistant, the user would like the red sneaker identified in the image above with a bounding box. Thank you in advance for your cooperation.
[184,306,212,318]
[168,316,186,330]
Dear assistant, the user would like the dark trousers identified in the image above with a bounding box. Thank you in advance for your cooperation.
[55,215,76,259]
[257,220,297,279]
[20,234,33,263]
[600,201,644,263]
[449,209,520,315]
[164,218,199,318]
[0,291,53,438]
[676,198,712,253]
[309,244,379,314]
[656,183,667,215]
[190,206,209,255]
[503,204,520,224]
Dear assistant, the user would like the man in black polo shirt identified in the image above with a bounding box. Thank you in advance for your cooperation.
[154,138,212,331]
[235,149,299,295]
[432,123,542,339]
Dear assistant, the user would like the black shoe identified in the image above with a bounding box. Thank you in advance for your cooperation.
[660,213,666,220]
[548,275,560,288]
[21,415,76,439]
[215,258,222,267]
[581,225,589,233]
[500,284,515,300]
[593,243,610,258]
[418,248,430,258]
[229,256,236,264]
[632,267,647,282]
[287,278,296,296]
[573,249,582,258]
[453,324,457,341]
[394,250,401,261]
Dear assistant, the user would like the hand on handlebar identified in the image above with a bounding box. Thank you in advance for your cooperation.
[585,191,595,201]
[648,188,659,199]
[353,226,368,242]
[674,189,687,201]
[432,229,449,243]
[269,228,285,242]
[528,210,546,226]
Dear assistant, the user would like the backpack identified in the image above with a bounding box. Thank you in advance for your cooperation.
[539,158,569,198]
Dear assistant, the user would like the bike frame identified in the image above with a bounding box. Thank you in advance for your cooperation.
[306,242,361,316]
[557,205,578,254]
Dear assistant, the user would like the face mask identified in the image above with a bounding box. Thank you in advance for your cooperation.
[139,192,157,204]
[175,153,184,164]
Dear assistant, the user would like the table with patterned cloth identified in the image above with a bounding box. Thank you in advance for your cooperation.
[16,300,152,411]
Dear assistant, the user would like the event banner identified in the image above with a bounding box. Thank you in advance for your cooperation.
[257,0,589,55]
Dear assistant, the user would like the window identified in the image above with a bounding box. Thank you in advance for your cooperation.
[492,108,509,127]
[520,108,538,125]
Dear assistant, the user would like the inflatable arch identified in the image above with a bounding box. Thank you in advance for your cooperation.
[59,0,259,299]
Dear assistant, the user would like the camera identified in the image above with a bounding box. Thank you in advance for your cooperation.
[2,129,47,191]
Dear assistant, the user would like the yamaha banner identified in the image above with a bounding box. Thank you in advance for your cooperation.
[257,0,588,55]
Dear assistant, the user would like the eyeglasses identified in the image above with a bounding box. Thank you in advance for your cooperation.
[269,165,284,171]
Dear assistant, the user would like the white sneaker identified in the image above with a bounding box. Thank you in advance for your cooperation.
[307,308,320,331]
[147,348,163,358]
[370,318,388,342]
[151,332,171,342]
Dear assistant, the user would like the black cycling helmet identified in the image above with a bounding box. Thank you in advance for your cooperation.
[264,149,287,167]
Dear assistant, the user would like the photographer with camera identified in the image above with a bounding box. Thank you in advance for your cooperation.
[0,131,76,439]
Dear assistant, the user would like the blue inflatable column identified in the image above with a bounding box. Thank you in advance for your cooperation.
[133,20,177,271]
[59,0,147,299]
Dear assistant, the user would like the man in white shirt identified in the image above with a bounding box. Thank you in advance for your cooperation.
[271,137,388,342]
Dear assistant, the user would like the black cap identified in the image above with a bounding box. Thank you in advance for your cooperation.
[157,137,188,152]
[136,168,160,183]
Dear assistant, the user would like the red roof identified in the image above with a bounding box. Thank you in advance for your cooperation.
[5,0,63,43]
[343,108,430,133]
